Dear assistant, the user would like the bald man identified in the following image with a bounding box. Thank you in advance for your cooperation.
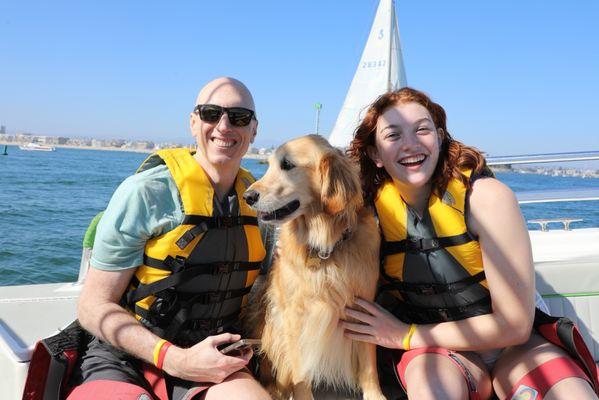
[69,78,271,400]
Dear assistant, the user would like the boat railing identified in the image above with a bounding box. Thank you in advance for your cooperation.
[528,218,583,232]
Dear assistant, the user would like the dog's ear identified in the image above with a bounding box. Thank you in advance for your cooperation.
[319,150,362,215]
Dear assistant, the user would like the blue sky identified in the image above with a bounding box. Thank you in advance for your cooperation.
[1,0,598,156]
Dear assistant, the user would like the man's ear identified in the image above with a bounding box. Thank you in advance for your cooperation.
[251,121,258,143]
[190,112,197,133]
[366,145,383,168]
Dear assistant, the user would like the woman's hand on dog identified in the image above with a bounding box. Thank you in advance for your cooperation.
[163,333,252,383]
[341,298,409,349]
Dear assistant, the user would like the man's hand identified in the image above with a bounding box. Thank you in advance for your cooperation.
[163,333,252,383]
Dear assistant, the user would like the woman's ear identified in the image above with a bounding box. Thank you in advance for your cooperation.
[366,145,384,168]
[437,128,444,145]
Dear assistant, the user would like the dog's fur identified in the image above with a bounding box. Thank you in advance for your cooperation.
[245,135,385,400]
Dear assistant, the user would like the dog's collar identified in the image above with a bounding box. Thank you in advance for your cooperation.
[308,229,353,261]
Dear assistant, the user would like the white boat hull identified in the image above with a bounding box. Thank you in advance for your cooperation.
[1,228,599,399]
[18,143,56,151]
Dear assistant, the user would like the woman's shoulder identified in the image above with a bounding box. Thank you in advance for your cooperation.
[466,176,525,239]
[469,176,517,209]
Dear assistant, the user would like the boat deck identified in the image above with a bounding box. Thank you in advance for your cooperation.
[1,228,599,399]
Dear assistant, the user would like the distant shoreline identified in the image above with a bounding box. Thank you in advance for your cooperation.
[0,141,270,160]
[491,165,599,178]
[3,141,596,176]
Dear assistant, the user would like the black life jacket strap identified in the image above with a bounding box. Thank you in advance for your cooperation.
[379,271,487,296]
[176,215,259,249]
[164,310,240,342]
[128,258,260,305]
[143,254,262,273]
[381,231,474,256]
[187,311,240,333]
[391,295,492,323]
[132,283,253,317]
[168,286,252,306]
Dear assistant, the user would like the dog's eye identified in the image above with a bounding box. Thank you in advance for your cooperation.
[280,158,295,171]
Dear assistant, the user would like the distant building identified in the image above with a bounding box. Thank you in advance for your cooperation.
[132,141,155,150]
[109,139,126,148]
[0,125,5,134]
[15,133,33,142]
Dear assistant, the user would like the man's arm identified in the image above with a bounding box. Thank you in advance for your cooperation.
[78,265,252,383]
[78,266,155,358]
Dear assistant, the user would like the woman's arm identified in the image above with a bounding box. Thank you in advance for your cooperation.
[344,178,535,351]
[410,177,535,350]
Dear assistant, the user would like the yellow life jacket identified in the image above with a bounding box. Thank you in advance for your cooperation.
[375,170,492,324]
[122,148,265,345]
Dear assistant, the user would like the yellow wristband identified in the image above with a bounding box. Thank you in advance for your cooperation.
[402,323,417,351]
[153,339,168,367]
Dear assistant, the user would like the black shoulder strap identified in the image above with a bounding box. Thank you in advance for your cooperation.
[175,215,258,249]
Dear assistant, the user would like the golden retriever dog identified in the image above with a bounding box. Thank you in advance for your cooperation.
[243,135,385,400]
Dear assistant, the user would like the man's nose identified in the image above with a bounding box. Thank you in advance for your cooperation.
[243,190,260,206]
[216,111,233,131]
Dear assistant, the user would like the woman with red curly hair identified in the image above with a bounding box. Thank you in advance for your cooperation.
[343,87,598,400]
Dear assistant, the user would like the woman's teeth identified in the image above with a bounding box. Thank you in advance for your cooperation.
[399,154,426,166]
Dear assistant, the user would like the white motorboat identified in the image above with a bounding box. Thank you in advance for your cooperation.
[18,143,56,152]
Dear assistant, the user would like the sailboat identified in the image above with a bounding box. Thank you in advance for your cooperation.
[1,1,598,399]
[329,0,407,148]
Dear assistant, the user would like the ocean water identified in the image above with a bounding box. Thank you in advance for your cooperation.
[1,145,597,286]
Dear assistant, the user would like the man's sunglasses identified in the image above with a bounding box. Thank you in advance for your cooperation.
[194,104,256,127]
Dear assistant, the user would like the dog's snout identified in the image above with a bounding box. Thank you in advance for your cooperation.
[243,189,260,206]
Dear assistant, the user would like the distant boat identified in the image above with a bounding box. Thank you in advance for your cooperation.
[2,145,7,155]
[328,0,407,148]
[18,142,56,152]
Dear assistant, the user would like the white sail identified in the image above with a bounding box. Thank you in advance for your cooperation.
[328,0,407,148]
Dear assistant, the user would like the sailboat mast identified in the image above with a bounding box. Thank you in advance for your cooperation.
[387,0,394,91]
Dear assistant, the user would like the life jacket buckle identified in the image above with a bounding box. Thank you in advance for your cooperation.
[165,256,187,273]
[216,216,235,228]
[408,238,440,253]
[149,290,179,323]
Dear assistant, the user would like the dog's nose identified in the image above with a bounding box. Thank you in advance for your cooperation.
[243,190,260,206]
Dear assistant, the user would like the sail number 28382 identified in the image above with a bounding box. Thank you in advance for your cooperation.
[362,60,386,69]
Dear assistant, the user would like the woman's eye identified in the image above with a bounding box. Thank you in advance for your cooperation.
[417,126,430,132]
[385,132,400,140]
[280,158,295,171]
